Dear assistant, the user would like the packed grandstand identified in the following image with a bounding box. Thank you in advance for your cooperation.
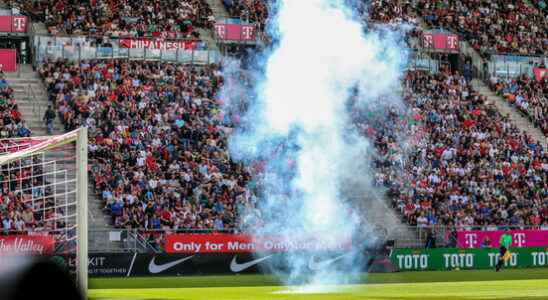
[0,0,545,252]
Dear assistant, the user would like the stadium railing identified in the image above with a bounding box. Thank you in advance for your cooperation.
[88,228,236,253]
[32,35,209,49]
[487,54,547,79]
[31,35,221,66]
[33,45,222,66]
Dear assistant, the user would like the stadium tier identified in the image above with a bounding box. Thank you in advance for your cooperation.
[489,73,548,136]
[6,0,215,37]
[0,0,542,234]
[38,60,248,233]
[33,58,547,233]
[0,0,546,297]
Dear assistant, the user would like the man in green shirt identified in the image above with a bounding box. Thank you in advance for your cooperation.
[496,230,513,271]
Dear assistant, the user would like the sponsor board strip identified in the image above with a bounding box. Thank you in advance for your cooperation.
[390,247,548,271]
[0,235,55,255]
[88,247,548,277]
[457,230,548,249]
[165,233,352,254]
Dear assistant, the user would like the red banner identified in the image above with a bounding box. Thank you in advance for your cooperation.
[457,230,548,249]
[214,24,256,42]
[166,234,351,254]
[119,38,196,50]
[423,32,459,52]
[533,68,547,81]
[0,16,27,33]
[0,49,16,72]
[0,235,55,255]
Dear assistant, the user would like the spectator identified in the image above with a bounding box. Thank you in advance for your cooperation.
[481,236,492,248]
[425,229,436,248]
[43,105,56,134]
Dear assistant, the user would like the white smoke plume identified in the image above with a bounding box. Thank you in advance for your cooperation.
[219,0,409,288]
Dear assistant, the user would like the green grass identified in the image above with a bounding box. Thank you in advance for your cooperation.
[89,269,548,300]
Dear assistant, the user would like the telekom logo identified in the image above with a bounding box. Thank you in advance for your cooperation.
[423,34,433,48]
[12,16,26,32]
[215,24,225,39]
[513,233,526,247]
[242,26,254,40]
[465,233,478,248]
[447,35,459,50]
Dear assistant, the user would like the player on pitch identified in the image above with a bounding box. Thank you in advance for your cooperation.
[495,229,512,272]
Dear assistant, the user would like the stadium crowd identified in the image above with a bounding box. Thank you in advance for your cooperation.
[7,0,547,60]
[34,57,547,234]
[0,75,31,139]
[2,0,545,237]
[360,0,548,57]
[416,0,547,57]
[367,0,417,24]
[8,0,215,38]
[489,74,548,136]
[366,69,547,228]
[38,59,252,232]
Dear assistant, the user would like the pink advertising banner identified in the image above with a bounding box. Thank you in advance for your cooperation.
[214,23,256,42]
[423,32,459,52]
[457,230,548,249]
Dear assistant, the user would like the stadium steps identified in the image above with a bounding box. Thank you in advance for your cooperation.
[471,79,547,147]
[207,0,231,19]
[195,0,233,51]
[5,64,126,252]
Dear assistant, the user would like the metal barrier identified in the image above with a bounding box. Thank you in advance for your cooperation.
[88,228,236,253]
[33,35,208,49]
[406,51,440,73]
[34,45,222,65]
[487,54,547,78]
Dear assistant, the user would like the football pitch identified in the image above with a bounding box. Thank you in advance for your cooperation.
[89,269,548,300]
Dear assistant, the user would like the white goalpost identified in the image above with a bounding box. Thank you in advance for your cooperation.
[0,127,88,295]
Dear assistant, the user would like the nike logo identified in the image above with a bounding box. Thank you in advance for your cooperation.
[308,254,350,271]
[148,255,194,274]
[230,255,273,273]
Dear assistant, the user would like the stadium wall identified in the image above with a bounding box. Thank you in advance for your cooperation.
[86,248,548,277]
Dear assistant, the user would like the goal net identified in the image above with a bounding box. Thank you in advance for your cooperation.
[0,128,88,295]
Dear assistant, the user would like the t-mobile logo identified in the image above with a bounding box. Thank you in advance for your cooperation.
[447,36,459,50]
[12,16,26,32]
[423,34,433,48]
[513,233,526,247]
[465,233,478,248]
[242,26,254,40]
[215,24,225,39]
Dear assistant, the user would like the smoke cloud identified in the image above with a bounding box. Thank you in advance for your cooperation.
[219,0,409,288]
